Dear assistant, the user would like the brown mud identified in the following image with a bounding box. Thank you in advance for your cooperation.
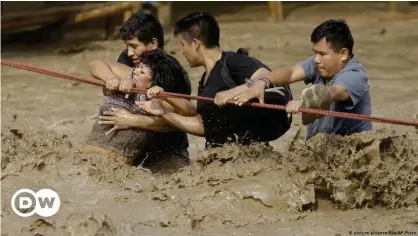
[2,9,418,236]
[1,120,417,235]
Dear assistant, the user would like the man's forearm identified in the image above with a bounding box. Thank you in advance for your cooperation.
[161,112,205,137]
[163,97,197,117]
[225,84,249,96]
[265,66,294,87]
[132,114,176,132]
[89,60,118,83]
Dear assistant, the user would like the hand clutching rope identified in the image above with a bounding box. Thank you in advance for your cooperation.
[1,59,418,127]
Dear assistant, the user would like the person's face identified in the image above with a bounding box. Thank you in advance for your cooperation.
[132,63,153,89]
[312,37,349,79]
[124,37,157,65]
[179,34,203,68]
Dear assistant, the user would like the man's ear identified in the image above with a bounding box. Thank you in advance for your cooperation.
[192,38,201,51]
[339,48,349,62]
[151,38,158,49]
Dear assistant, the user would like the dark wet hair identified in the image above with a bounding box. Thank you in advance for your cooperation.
[311,19,354,56]
[174,12,220,48]
[120,12,164,49]
[140,49,191,95]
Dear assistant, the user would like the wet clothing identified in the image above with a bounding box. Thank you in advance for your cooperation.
[300,55,372,139]
[197,51,291,147]
[86,93,153,163]
[117,49,191,162]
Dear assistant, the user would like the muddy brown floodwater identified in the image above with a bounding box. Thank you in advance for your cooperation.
[2,16,418,236]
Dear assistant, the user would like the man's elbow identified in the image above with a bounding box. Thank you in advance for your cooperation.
[250,68,270,81]
[190,127,205,137]
[145,117,178,132]
[329,85,350,102]
[269,66,295,86]
[89,60,106,74]
[179,110,198,117]
[176,101,198,117]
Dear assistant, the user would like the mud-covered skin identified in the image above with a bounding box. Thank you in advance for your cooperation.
[300,84,332,125]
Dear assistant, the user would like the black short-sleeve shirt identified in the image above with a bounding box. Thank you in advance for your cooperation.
[117,49,135,68]
[197,52,289,147]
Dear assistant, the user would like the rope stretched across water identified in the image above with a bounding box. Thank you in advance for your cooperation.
[2,59,418,127]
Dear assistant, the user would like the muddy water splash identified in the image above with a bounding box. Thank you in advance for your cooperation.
[289,130,418,209]
[1,125,417,235]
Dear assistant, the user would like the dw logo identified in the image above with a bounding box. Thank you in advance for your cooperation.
[11,189,61,217]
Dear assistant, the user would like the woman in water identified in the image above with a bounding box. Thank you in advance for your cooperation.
[84,49,194,168]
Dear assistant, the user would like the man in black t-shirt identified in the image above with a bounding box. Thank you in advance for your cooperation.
[89,12,194,167]
[137,12,291,147]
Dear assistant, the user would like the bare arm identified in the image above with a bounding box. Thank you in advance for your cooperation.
[224,67,271,95]
[129,115,177,132]
[228,64,305,93]
[90,60,133,95]
[270,66,348,103]
[328,85,350,102]
[99,108,176,132]
[147,86,197,117]
[161,112,205,137]
[263,64,306,86]
[214,67,270,106]
[161,97,197,117]
[135,100,203,136]
[286,84,350,122]
[89,60,132,82]
[233,64,306,105]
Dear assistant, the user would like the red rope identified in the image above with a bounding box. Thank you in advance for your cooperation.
[2,59,418,127]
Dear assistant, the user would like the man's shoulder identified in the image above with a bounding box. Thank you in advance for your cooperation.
[299,56,315,65]
[341,57,367,75]
[223,51,265,75]
[333,57,367,82]
[299,56,316,72]
[118,49,134,67]
[224,51,250,66]
[337,64,368,82]
[334,71,368,89]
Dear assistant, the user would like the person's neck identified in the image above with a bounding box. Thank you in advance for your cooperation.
[203,47,222,72]
[343,55,353,67]
[325,55,353,82]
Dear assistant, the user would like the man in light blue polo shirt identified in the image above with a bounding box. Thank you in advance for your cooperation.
[229,19,372,139]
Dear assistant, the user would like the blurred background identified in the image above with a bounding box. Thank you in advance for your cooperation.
[2,1,418,48]
[1,1,418,163]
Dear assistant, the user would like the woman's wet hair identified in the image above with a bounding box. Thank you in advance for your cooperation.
[140,49,190,95]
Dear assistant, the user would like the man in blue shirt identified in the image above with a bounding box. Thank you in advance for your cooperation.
[229,19,372,139]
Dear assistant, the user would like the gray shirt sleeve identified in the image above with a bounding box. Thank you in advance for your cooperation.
[333,71,368,110]
[299,56,318,85]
